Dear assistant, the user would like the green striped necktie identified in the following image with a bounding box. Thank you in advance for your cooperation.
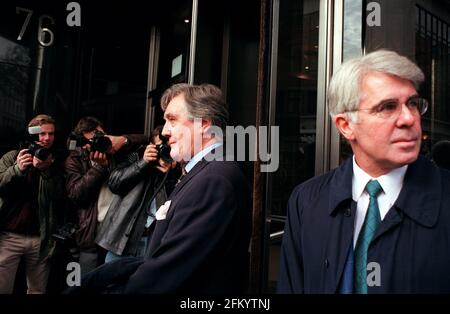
[354,179,382,294]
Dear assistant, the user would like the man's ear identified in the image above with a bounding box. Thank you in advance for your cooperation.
[334,113,355,141]
[201,119,213,137]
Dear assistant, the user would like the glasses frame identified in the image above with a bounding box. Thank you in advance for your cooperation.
[346,95,429,120]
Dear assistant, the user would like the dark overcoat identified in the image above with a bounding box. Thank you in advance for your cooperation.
[278,155,450,293]
[123,156,252,293]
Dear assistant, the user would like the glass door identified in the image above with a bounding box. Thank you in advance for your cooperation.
[266,0,320,292]
[145,0,193,133]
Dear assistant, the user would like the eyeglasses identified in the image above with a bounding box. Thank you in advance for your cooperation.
[347,96,429,120]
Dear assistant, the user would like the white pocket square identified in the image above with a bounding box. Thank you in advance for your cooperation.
[155,200,172,220]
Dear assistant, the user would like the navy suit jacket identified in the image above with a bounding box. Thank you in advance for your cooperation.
[278,155,450,293]
[122,156,252,294]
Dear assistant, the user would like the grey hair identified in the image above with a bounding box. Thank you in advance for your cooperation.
[160,83,229,130]
[327,50,425,120]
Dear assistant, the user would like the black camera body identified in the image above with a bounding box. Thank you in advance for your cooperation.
[52,222,77,247]
[27,142,51,161]
[89,131,112,153]
[156,143,172,163]
[68,131,112,153]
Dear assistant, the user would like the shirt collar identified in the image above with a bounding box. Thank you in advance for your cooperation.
[352,155,408,203]
[185,142,223,173]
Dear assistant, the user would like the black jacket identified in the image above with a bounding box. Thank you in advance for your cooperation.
[278,155,450,293]
[64,134,149,249]
[95,152,178,256]
[123,157,252,293]
[66,155,252,294]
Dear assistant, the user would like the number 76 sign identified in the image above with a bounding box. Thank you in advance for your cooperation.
[16,2,81,47]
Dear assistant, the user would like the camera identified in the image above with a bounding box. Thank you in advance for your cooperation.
[156,143,172,163]
[27,142,51,161]
[155,133,172,163]
[89,131,112,153]
[24,125,51,161]
[52,222,77,246]
[68,130,112,153]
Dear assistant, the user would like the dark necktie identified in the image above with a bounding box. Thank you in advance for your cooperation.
[354,180,382,294]
[176,167,187,185]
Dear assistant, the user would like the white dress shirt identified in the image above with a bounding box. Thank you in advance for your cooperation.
[352,156,408,247]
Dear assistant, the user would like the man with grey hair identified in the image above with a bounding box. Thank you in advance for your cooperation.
[65,83,251,294]
[278,50,450,293]
[123,83,251,293]
[159,83,229,162]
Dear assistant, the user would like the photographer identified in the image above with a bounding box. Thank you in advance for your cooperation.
[0,114,65,294]
[96,126,180,262]
[64,116,148,276]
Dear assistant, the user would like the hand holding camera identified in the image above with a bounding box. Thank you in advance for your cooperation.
[155,158,172,173]
[16,149,33,172]
[89,150,109,167]
[68,130,112,154]
[143,144,159,164]
[33,155,54,171]
[27,141,51,161]
[143,143,174,174]
[68,130,112,168]
[106,135,128,155]
[16,147,53,172]
[18,125,53,172]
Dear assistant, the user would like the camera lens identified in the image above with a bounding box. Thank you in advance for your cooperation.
[91,133,112,153]
[28,142,50,160]
[158,143,172,163]
[35,147,51,161]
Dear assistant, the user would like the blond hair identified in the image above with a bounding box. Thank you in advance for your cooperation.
[28,114,55,127]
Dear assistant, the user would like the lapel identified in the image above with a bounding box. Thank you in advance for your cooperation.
[147,157,211,252]
[163,158,210,222]
[372,155,441,242]
[331,200,357,293]
[325,156,442,292]
[328,157,354,216]
[325,158,357,293]
[168,158,209,200]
